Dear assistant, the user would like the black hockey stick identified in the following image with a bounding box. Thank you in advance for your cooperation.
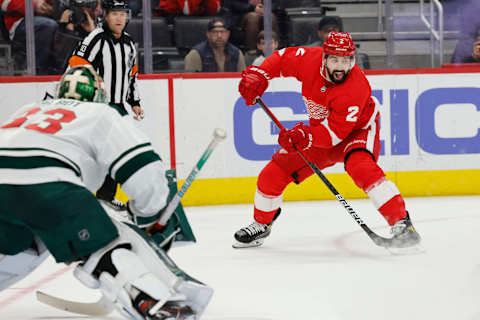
[256,98,395,248]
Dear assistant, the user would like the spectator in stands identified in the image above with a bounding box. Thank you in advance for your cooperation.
[184,17,246,72]
[462,32,480,63]
[0,0,58,74]
[128,0,141,16]
[450,0,480,63]
[51,0,101,73]
[308,16,342,47]
[307,15,370,69]
[251,30,279,66]
[155,0,220,19]
[222,0,279,54]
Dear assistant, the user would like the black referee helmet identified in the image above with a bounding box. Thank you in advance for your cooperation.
[102,0,129,12]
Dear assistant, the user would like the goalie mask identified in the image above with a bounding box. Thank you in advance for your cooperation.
[56,65,108,103]
[321,32,356,84]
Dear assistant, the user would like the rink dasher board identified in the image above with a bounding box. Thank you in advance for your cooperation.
[0,68,479,205]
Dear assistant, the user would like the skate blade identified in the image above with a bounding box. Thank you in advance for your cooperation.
[232,239,265,249]
[387,244,425,256]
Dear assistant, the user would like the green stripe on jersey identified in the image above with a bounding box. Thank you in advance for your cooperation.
[0,147,81,176]
[134,211,162,228]
[109,143,152,176]
[114,150,161,184]
[0,156,80,176]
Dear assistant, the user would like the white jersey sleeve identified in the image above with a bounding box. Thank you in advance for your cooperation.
[93,107,169,226]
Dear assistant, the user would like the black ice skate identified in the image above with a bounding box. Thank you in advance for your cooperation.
[233,209,281,248]
[100,198,127,211]
[134,292,196,320]
[389,212,421,248]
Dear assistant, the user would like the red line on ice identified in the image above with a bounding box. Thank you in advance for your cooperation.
[0,264,73,310]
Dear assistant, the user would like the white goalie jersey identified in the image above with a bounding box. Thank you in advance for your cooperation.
[0,99,169,226]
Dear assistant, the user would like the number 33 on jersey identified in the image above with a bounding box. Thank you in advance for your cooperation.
[0,98,159,193]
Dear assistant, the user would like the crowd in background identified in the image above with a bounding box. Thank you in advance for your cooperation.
[0,0,479,75]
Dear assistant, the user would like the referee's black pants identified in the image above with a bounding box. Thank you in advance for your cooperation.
[96,175,116,201]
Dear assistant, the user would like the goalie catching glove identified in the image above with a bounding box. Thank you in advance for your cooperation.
[238,66,271,106]
[278,122,313,152]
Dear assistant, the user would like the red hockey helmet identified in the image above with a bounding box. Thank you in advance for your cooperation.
[323,32,356,57]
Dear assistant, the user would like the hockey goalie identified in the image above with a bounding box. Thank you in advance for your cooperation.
[0,65,212,319]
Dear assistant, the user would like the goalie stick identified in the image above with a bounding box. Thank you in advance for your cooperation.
[256,98,399,249]
[36,128,227,316]
[156,127,227,226]
[36,291,113,316]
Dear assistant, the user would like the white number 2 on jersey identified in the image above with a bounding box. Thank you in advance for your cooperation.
[346,106,359,122]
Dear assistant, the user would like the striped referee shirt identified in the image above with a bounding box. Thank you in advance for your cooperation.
[69,25,140,109]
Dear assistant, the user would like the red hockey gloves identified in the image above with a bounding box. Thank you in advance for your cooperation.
[278,122,313,152]
[238,66,271,106]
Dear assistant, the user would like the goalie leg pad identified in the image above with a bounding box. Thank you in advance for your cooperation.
[74,219,212,319]
[0,238,49,292]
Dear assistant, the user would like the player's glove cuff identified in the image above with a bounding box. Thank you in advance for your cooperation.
[126,201,161,228]
[238,66,271,106]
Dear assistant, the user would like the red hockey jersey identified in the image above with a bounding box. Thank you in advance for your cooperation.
[0,0,36,39]
[260,46,377,149]
[156,0,220,16]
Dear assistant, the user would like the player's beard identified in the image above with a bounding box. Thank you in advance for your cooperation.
[327,68,348,84]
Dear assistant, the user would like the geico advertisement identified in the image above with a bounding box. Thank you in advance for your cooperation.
[173,73,480,178]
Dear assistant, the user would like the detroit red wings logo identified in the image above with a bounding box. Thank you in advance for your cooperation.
[303,97,330,120]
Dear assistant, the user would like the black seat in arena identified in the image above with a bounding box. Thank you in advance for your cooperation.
[126,18,181,72]
[173,16,211,57]
[126,17,173,48]
[288,14,323,46]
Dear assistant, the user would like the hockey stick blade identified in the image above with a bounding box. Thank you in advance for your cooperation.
[36,290,114,316]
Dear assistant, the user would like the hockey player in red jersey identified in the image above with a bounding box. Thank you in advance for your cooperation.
[233,32,421,249]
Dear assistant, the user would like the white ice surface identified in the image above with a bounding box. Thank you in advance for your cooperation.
[1,195,479,320]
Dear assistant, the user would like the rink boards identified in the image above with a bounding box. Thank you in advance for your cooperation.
[0,67,479,205]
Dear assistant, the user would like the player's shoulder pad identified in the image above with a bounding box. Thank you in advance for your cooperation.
[282,46,319,57]
[347,65,371,92]
[76,101,121,116]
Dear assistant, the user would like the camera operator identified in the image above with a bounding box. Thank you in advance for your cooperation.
[59,0,100,36]
[50,0,101,73]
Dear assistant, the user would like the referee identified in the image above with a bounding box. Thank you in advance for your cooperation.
[68,0,144,210]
